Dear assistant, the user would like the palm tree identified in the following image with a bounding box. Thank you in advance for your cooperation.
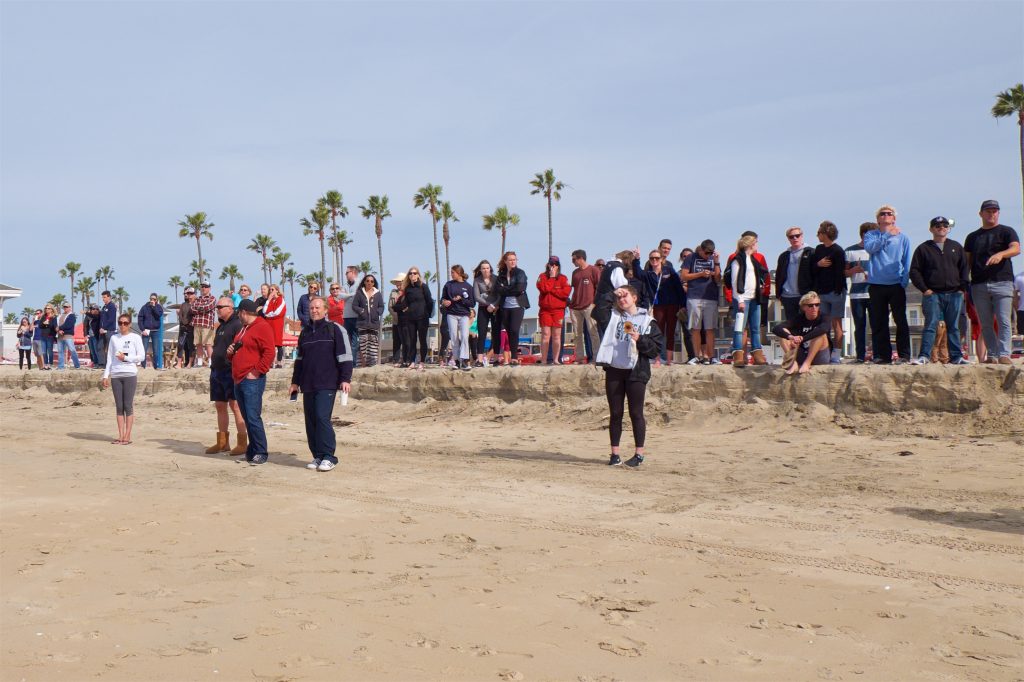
[282,267,300,314]
[270,249,291,285]
[359,195,391,284]
[189,259,211,282]
[75,277,95,308]
[58,262,81,308]
[125,307,136,322]
[358,260,374,276]
[187,278,201,291]
[247,233,277,284]
[422,270,438,285]
[220,264,244,292]
[95,265,115,296]
[4,312,16,324]
[112,287,130,312]
[22,307,34,320]
[300,202,332,293]
[413,184,444,320]
[326,231,352,281]
[51,293,66,309]
[437,200,459,275]
[157,295,169,306]
[529,168,567,257]
[992,83,1024,219]
[320,191,349,283]
[482,206,521,260]
[167,275,184,304]
[178,212,214,281]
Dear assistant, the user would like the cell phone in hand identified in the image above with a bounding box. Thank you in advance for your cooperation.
[289,390,298,402]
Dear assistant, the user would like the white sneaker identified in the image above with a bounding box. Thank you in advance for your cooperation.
[317,460,336,472]
[710,357,721,365]
[910,356,929,365]
[306,459,322,470]
[686,357,699,365]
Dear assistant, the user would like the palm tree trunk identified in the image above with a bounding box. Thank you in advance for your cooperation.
[500,228,506,262]
[289,281,296,315]
[69,275,75,310]
[334,246,341,285]
[547,193,553,257]
[319,235,327,293]
[444,238,450,278]
[431,211,441,323]
[196,237,204,281]
[1019,111,1024,225]
[377,236,385,287]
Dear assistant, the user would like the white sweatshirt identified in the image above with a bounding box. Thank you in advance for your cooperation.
[103,332,145,378]
[730,255,757,304]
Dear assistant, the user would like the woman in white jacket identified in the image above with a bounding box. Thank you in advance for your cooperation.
[595,285,664,468]
[102,314,145,445]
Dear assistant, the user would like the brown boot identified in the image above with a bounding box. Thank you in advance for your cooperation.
[750,349,767,365]
[205,431,229,454]
[229,432,248,456]
[732,350,746,367]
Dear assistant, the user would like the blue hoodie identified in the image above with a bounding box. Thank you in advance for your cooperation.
[864,229,911,288]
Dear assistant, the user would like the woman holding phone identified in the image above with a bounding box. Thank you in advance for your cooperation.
[595,285,663,467]
[102,314,145,445]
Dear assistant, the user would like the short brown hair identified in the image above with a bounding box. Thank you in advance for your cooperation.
[818,221,838,240]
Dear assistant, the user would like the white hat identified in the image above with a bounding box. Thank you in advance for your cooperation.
[390,272,406,285]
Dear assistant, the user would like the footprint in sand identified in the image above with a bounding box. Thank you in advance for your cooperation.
[408,636,440,648]
[598,637,646,657]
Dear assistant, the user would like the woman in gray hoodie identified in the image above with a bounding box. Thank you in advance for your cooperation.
[472,260,499,367]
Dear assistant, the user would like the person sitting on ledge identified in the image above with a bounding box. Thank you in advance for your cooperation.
[772,291,832,375]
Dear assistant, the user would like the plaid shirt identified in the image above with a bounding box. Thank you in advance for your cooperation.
[191,294,217,328]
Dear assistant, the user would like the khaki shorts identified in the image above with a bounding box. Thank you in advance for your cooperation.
[193,326,215,346]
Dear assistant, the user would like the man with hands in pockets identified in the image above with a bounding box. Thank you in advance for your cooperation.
[289,297,354,472]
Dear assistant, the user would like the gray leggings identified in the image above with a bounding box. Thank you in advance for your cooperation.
[111,375,138,416]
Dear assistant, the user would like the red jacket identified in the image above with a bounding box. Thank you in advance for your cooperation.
[536,274,572,312]
[723,251,771,304]
[326,296,345,324]
[231,317,276,383]
[262,294,287,345]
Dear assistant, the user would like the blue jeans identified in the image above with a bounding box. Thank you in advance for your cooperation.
[140,332,163,369]
[88,336,101,366]
[731,299,762,352]
[921,292,963,361]
[41,338,55,366]
[850,298,869,361]
[56,338,80,369]
[303,390,338,464]
[343,318,360,366]
[234,376,268,461]
[971,281,1014,358]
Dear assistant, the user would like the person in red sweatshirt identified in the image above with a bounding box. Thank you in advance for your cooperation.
[227,300,277,465]
[537,256,572,365]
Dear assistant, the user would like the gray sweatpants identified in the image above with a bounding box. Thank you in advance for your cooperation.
[111,375,138,416]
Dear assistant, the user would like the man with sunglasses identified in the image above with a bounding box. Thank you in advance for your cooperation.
[227,300,276,465]
[864,205,912,364]
[339,266,361,365]
[137,293,165,369]
[909,216,969,365]
[205,297,248,456]
[773,292,832,374]
[775,227,815,323]
[175,288,196,368]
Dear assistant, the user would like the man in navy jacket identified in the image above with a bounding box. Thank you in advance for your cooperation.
[137,293,165,369]
[98,291,118,367]
[56,302,80,369]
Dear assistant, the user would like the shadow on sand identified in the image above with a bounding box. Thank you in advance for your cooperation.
[888,507,1024,535]
[476,448,594,467]
[151,438,309,469]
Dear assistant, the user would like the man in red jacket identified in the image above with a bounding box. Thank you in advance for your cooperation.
[227,300,277,465]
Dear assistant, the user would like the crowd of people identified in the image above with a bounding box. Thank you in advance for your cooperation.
[14,198,1022,469]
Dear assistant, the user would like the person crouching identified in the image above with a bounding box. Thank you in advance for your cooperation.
[289,297,354,472]
[595,285,664,467]
[773,291,832,375]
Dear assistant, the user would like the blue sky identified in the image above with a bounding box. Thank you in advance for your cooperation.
[2,0,1022,316]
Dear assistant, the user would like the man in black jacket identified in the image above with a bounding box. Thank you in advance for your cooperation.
[289,298,354,472]
[206,297,248,455]
[775,227,815,322]
[909,216,969,365]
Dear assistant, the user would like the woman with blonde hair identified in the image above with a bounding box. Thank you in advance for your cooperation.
[728,233,768,366]
[263,283,287,368]
[494,251,530,366]
[395,267,433,369]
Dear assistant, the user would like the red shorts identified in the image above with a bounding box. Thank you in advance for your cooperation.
[539,309,566,327]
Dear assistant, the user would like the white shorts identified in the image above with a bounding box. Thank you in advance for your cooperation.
[687,299,717,330]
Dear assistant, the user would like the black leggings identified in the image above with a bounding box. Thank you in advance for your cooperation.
[476,306,499,356]
[605,367,647,448]
[403,318,429,363]
[18,348,32,369]
[276,346,284,362]
[499,307,525,359]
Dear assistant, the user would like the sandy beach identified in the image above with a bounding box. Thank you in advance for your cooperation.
[1,364,1022,681]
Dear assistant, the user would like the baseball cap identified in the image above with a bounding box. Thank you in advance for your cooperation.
[200,281,211,287]
[547,256,560,266]
[980,199,1000,211]
[63,302,71,307]
[184,287,196,294]
[929,216,950,227]
[238,299,259,314]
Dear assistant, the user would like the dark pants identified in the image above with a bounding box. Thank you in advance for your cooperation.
[177,327,194,365]
[303,390,337,464]
[234,376,268,461]
[592,305,611,340]
[680,317,695,360]
[476,306,499,356]
[402,318,429,363]
[98,332,111,366]
[605,367,647,448]
[390,323,404,362]
[500,307,525,359]
[869,284,910,361]
[850,297,869,361]
[439,310,450,357]
[343,318,360,366]
[19,348,32,369]
[781,296,801,324]
[88,335,101,366]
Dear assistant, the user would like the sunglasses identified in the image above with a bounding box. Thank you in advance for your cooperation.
[787,234,802,240]
[409,272,420,276]
[649,256,661,260]
[216,304,233,309]
[803,303,820,308]
[118,320,131,325]
[878,211,894,217]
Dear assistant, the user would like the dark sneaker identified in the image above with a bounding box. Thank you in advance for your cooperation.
[249,454,268,466]
[872,358,891,365]
[625,454,644,468]
[608,454,622,466]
